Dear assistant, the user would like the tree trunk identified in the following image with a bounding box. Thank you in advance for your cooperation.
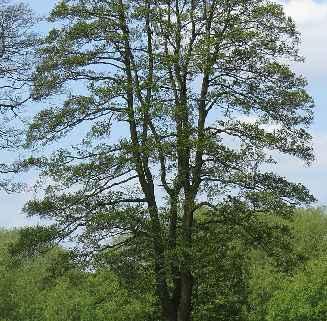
[177,195,194,321]
[177,272,193,321]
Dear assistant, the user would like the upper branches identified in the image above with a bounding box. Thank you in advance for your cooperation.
[24,0,315,250]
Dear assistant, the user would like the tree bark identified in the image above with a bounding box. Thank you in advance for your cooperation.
[177,194,194,321]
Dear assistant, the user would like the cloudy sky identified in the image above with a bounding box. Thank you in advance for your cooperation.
[276,0,327,203]
[0,0,326,227]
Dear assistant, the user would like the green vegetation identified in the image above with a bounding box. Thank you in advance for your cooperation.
[1,208,327,321]
[0,230,156,321]
[17,1,314,320]
[0,0,320,320]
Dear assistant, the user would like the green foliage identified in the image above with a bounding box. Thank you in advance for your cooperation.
[248,208,327,321]
[0,230,156,321]
[247,253,285,321]
[10,0,316,319]
[291,208,327,260]
[193,232,249,321]
[42,270,155,321]
[267,258,327,321]
[2,209,327,321]
[264,209,327,321]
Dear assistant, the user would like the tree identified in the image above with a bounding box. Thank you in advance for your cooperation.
[192,216,250,321]
[264,209,327,321]
[0,229,155,321]
[0,1,38,191]
[290,208,327,261]
[0,230,18,320]
[22,1,314,320]
[247,208,327,321]
[266,257,327,321]
[43,269,156,321]
[0,229,47,321]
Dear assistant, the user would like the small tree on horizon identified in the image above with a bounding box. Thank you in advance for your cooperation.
[21,1,315,320]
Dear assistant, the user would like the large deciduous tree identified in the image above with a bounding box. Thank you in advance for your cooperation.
[23,1,314,320]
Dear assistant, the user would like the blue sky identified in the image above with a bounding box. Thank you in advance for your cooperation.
[0,0,326,227]
[29,0,55,14]
[276,0,327,204]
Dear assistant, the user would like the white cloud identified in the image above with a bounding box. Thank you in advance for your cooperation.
[283,0,327,25]
[280,0,327,81]
[312,133,327,167]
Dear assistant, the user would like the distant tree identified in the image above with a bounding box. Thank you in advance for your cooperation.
[1,229,155,321]
[0,229,46,321]
[267,257,327,321]
[264,209,327,321]
[0,230,18,320]
[247,208,327,321]
[43,269,156,321]
[0,1,38,191]
[22,1,315,320]
[290,208,327,260]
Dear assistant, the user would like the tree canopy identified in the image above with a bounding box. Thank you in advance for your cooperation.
[15,1,316,320]
[0,230,157,321]
[0,0,318,321]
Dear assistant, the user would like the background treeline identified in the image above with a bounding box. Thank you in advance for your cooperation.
[1,208,326,321]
